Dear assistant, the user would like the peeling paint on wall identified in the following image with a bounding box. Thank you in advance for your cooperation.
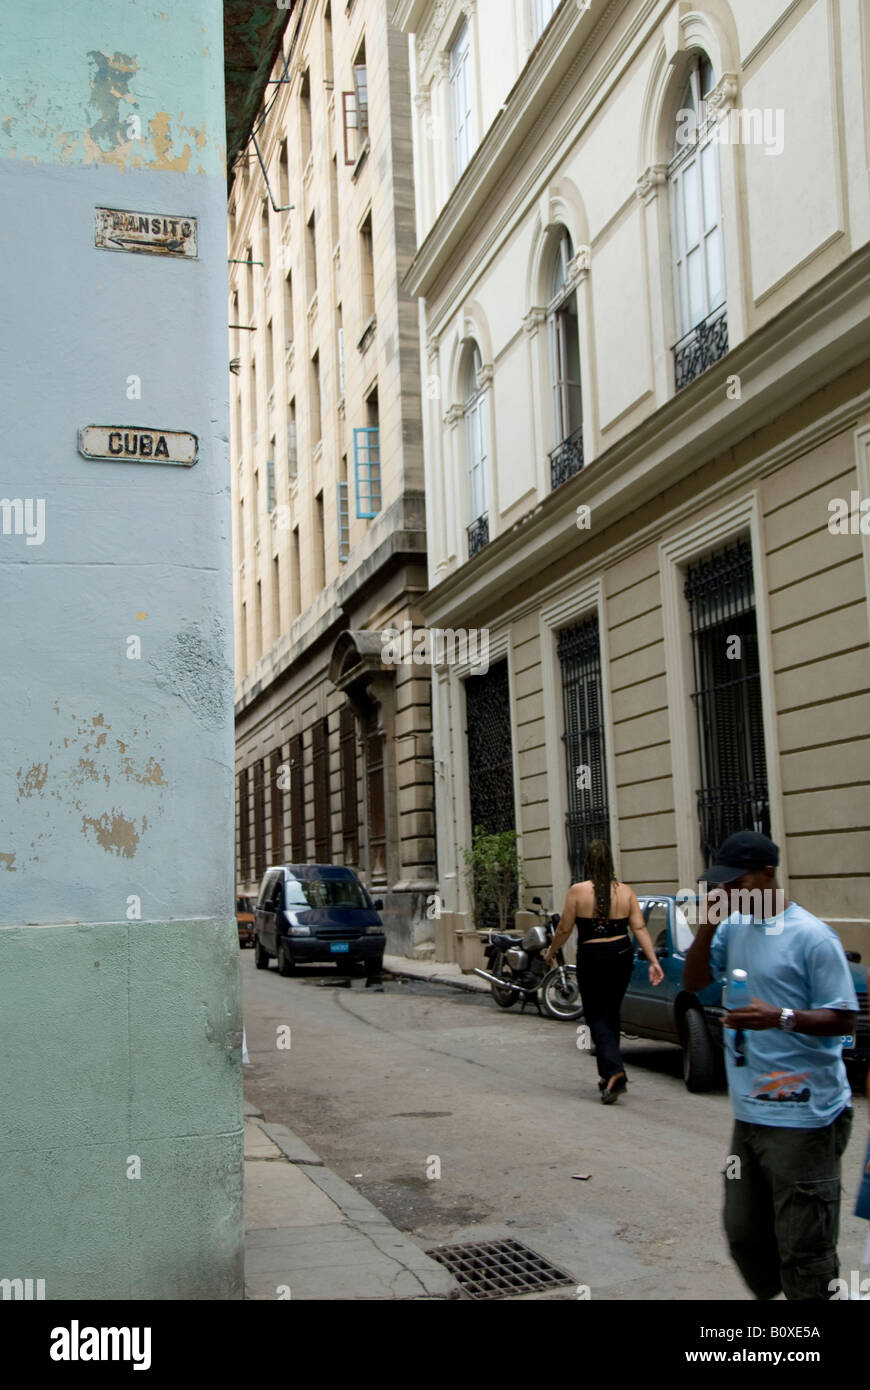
[17,763,48,799]
[0,853,16,872]
[0,6,226,176]
[81,809,146,858]
[5,707,168,870]
[86,50,138,151]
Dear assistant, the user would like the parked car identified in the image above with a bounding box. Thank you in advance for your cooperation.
[236,894,255,948]
[621,896,869,1093]
[252,864,386,977]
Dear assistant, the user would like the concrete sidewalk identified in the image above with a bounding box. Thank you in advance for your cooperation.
[243,1099,459,1300]
[382,952,490,993]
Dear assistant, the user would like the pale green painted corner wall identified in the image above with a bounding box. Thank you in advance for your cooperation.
[0,0,243,1299]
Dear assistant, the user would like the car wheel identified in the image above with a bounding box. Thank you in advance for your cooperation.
[277,940,295,977]
[253,936,271,971]
[681,1007,716,1092]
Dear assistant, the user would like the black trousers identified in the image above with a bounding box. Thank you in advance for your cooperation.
[576,936,634,1083]
[723,1107,853,1300]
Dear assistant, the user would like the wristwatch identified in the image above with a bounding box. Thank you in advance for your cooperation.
[778,1008,797,1030]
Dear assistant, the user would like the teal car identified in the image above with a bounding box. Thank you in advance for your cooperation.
[620,896,868,1094]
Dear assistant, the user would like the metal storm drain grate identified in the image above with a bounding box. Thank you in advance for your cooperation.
[426,1238,575,1299]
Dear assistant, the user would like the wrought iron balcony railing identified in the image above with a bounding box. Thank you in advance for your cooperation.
[674,306,728,392]
[467,512,489,558]
[549,424,584,490]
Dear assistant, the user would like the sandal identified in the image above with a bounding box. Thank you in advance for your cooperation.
[601,1072,627,1104]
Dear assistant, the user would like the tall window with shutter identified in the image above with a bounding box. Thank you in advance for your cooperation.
[238,767,250,883]
[253,757,267,881]
[312,717,331,861]
[558,616,610,882]
[289,733,306,861]
[684,537,769,867]
[354,426,381,518]
[270,747,284,863]
[339,704,359,864]
[463,342,488,558]
[449,21,473,181]
[669,52,728,390]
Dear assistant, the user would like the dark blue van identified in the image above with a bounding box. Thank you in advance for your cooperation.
[253,864,386,977]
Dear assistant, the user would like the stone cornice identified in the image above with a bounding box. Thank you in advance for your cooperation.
[420,243,870,628]
[235,491,429,715]
[523,306,546,335]
[419,1,450,66]
[404,0,651,303]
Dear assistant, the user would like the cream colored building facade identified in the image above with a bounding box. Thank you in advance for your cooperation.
[230,0,436,952]
[397,0,870,953]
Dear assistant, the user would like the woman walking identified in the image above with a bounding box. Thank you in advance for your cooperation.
[543,841,663,1102]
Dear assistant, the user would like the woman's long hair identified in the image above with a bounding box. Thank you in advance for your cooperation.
[584,839,616,922]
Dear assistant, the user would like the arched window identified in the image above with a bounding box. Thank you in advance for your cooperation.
[668,52,728,389]
[463,343,489,557]
[547,227,583,485]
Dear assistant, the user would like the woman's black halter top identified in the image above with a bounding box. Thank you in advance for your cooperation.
[575,880,630,945]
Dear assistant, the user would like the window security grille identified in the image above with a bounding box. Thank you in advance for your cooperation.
[557,616,610,882]
[354,427,381,517]
[465,660,516,930]
[684,537,769,867]
[289,734,306,861]
[266,459,276,512]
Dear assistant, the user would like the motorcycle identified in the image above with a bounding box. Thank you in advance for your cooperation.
[473,896,584,1021]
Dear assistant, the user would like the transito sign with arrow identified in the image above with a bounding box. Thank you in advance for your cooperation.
[94,207,198,259]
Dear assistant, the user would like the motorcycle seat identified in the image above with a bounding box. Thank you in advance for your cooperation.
[490,932,520,947]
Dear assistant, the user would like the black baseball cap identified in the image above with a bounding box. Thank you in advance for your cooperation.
[699,831,779,887]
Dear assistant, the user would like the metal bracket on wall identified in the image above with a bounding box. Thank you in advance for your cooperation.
[250,129,294,214]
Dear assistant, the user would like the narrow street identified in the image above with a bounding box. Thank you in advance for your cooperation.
[242,952,870,1300]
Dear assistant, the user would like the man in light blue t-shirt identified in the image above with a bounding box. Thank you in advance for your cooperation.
[684,831,858,1301]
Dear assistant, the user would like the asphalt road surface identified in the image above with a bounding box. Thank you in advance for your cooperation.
[242,951,870,1301]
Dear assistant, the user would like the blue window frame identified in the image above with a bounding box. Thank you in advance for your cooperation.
[353,427,381,518]
[338,480,350,563]
[266,458,276,512]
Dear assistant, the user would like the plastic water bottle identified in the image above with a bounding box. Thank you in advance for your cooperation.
[727,968,750,1011]
[726,969,749,1053]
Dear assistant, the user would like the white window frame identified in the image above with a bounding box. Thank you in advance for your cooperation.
[532,0,560,43]
[463,346,487,524]
[547,230,582,446]
[449,21,474,182]
[668,55,725,342]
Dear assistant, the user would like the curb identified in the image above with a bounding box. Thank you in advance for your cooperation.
[383,958,490,995]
